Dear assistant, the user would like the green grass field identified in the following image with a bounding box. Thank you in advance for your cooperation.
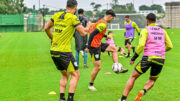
[0,29,180,101]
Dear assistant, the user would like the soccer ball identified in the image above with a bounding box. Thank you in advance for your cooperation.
[112,63,123,73]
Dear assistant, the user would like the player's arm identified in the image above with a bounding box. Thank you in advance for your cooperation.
[133,22,140,35]
[76,22,91,36]
[131,29,148,61]
[72,15,91,36]
[163,30,173,51]
[44,20,54,40]
[124,22,126,37]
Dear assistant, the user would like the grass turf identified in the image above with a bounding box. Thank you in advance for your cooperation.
[0,29,179,101]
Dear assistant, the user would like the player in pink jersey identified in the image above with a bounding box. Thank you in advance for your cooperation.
[106,31,125,56]
[119,13,173,101]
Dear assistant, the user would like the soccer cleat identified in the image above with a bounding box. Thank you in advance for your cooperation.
[88,86,97,91]
[119,55,124,57]
[120,69,128,73]
[118,99,126,101]
[134,91,144,101]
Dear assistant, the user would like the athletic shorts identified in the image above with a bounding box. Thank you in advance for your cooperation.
[89,43,109,61]
[135,56,165,78]
[125,38,134,45]
[51,51,78,72]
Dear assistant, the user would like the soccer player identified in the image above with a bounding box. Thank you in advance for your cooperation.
[88,10,128,91]
[124,15,140,58]
[119,13,173,101]
[74,8,89,68]
[44,0,91,101]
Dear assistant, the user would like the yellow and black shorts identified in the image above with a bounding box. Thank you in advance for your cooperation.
[135,56,165,78]
[89,43,109,61]
[51,51,78,72]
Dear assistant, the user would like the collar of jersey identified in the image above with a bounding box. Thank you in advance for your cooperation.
[148,23,156,26]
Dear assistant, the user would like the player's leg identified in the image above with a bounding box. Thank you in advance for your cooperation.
[60,70,70,101]
[67,53,80,101]
[120,56,150,101]
[51,51,72,101]
[75,50,79,66]
[105,44,119,63]
[84,52,88,68]
[105,44,128,73]
[134,59,164,101]
[120,69,141,101]
[89,60,101,91]
[68,70,80,101]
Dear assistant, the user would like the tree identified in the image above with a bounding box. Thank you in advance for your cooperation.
[151,4,164,13]
[0,0,25,14]
[90,2,102,11]
[139,5,151,10]
[139,4,164,13]
[94,4,102,11]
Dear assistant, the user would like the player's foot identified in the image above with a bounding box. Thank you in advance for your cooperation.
[84,65,88,68]
[118,99,126,101]
[134,91,144,101]
[88,86,97,91]
[125,56,130,58]
[119,55,124,57]
[120,69,128,73]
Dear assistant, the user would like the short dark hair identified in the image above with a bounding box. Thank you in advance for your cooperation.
[106,9,116,17]
[146,13,156,22]
[108,31,113,34]
[67,0,78,8]
[125,15,130,18]
[78,8,84,14]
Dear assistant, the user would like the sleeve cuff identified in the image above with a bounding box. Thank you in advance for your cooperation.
[131,52,139,61]
[74,23,81,27]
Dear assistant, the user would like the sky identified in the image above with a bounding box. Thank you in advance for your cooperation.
[24,0,180,11]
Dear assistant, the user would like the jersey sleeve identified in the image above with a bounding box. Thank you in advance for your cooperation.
[132,22,140,33]
[51,13,58,22]
[163,30,173,51]
[72,15,81,27]
[135,28,148,55]
[124,22,126,33]
[96,23,106,33]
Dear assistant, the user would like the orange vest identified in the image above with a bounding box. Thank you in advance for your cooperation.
[89,19,107,48]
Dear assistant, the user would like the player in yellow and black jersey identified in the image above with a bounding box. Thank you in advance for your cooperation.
[44,0,91,101]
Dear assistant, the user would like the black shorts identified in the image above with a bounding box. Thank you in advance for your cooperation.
[89,43,109,61]
[135,56,165,78]
[51,51,78,72]
[125,38,134,45]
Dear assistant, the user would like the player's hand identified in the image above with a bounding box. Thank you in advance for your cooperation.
[84,48,89,53]
[87,21,92,28]
[130,60,135,65]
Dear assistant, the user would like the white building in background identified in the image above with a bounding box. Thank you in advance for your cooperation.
[139,10,158,15]
[165,2,180,28]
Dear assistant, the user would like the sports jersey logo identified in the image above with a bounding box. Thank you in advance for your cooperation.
[95,54,99,59]
[75,18,80,21]
[74,62,78,67]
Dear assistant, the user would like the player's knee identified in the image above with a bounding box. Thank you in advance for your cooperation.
[95,65,101,71]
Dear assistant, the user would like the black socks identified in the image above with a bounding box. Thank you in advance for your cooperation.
[67,93,74,101]
[89,82,94,86]
[60,93,65,100]
[121,95,127,101]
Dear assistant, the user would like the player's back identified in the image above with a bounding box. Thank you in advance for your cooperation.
[51,12,80,52]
